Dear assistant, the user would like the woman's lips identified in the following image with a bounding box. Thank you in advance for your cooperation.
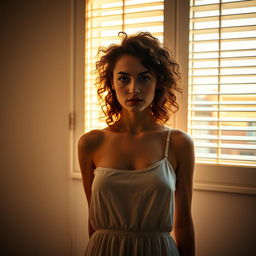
[127,99,143,104]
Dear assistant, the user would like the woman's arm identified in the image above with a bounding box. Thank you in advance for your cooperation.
[78,131,97,238]
[173,131,195,256]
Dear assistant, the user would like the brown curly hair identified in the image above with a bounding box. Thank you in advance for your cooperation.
[95,31,182,126]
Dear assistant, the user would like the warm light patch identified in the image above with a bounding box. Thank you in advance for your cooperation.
[189,0,256,166]
[85,0,164,131]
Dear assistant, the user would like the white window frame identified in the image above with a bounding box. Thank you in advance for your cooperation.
[70,0,256,195]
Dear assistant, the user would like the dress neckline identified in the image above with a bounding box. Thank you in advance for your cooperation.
[94,157,176,177]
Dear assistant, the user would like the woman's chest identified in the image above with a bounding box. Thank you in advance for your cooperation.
[93,132,177,171]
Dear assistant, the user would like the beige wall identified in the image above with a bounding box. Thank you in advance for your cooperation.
[193,190,256,255]
[1,1,71,255]
[1,1,255,256]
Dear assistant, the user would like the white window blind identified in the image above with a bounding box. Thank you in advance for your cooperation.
[189,0,256,166]
[85,0,164,132]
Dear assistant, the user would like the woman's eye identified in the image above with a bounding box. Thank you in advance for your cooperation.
[140,75,150,82]
[118,76,130,83]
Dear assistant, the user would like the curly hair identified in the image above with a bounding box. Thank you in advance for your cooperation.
[95,31,182,126]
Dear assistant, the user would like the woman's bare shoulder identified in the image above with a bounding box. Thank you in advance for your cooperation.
[170,128,194,152]
[170,128,195,166]
[171,128,193,141]
[78,128,107,152]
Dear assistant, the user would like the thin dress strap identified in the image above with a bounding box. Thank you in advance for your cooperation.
[164,128,172,158]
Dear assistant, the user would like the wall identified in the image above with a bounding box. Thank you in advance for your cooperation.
[193,190,256,256]
[1,1,71,255]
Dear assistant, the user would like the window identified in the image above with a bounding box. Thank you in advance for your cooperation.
[188,0,256,167]
[84,0,164,132]
[71,0,256,194]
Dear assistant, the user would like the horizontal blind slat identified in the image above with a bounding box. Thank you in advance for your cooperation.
[190,107,256,111]
[191,0,256,11]
[196,154,256,162]
[90,9,163,19]
[190,92,256,95]
[193,134,256,141]
[189,117,256,121]
[188,125,256,131]
[191,12,256,23]
[90,1,163,12]
[195,142,256,150]
[191,101,256,105]
[190,37,256,44]
[190,25,256,34]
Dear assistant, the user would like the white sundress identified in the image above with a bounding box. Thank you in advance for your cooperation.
[84,127,180,256]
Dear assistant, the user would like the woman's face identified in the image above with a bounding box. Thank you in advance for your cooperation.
[112,54,157,112]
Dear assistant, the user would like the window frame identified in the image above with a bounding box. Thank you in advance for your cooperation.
[70,0,86,179]
[70,0,256,195]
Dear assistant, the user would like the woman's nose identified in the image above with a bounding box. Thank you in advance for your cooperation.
[128,79,139,94]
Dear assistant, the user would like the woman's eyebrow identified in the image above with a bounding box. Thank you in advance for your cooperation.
[117,71,151,75]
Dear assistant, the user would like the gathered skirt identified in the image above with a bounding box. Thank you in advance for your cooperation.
[84,229,180,256]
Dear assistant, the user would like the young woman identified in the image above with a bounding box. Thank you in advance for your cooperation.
[78,32,195,256]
